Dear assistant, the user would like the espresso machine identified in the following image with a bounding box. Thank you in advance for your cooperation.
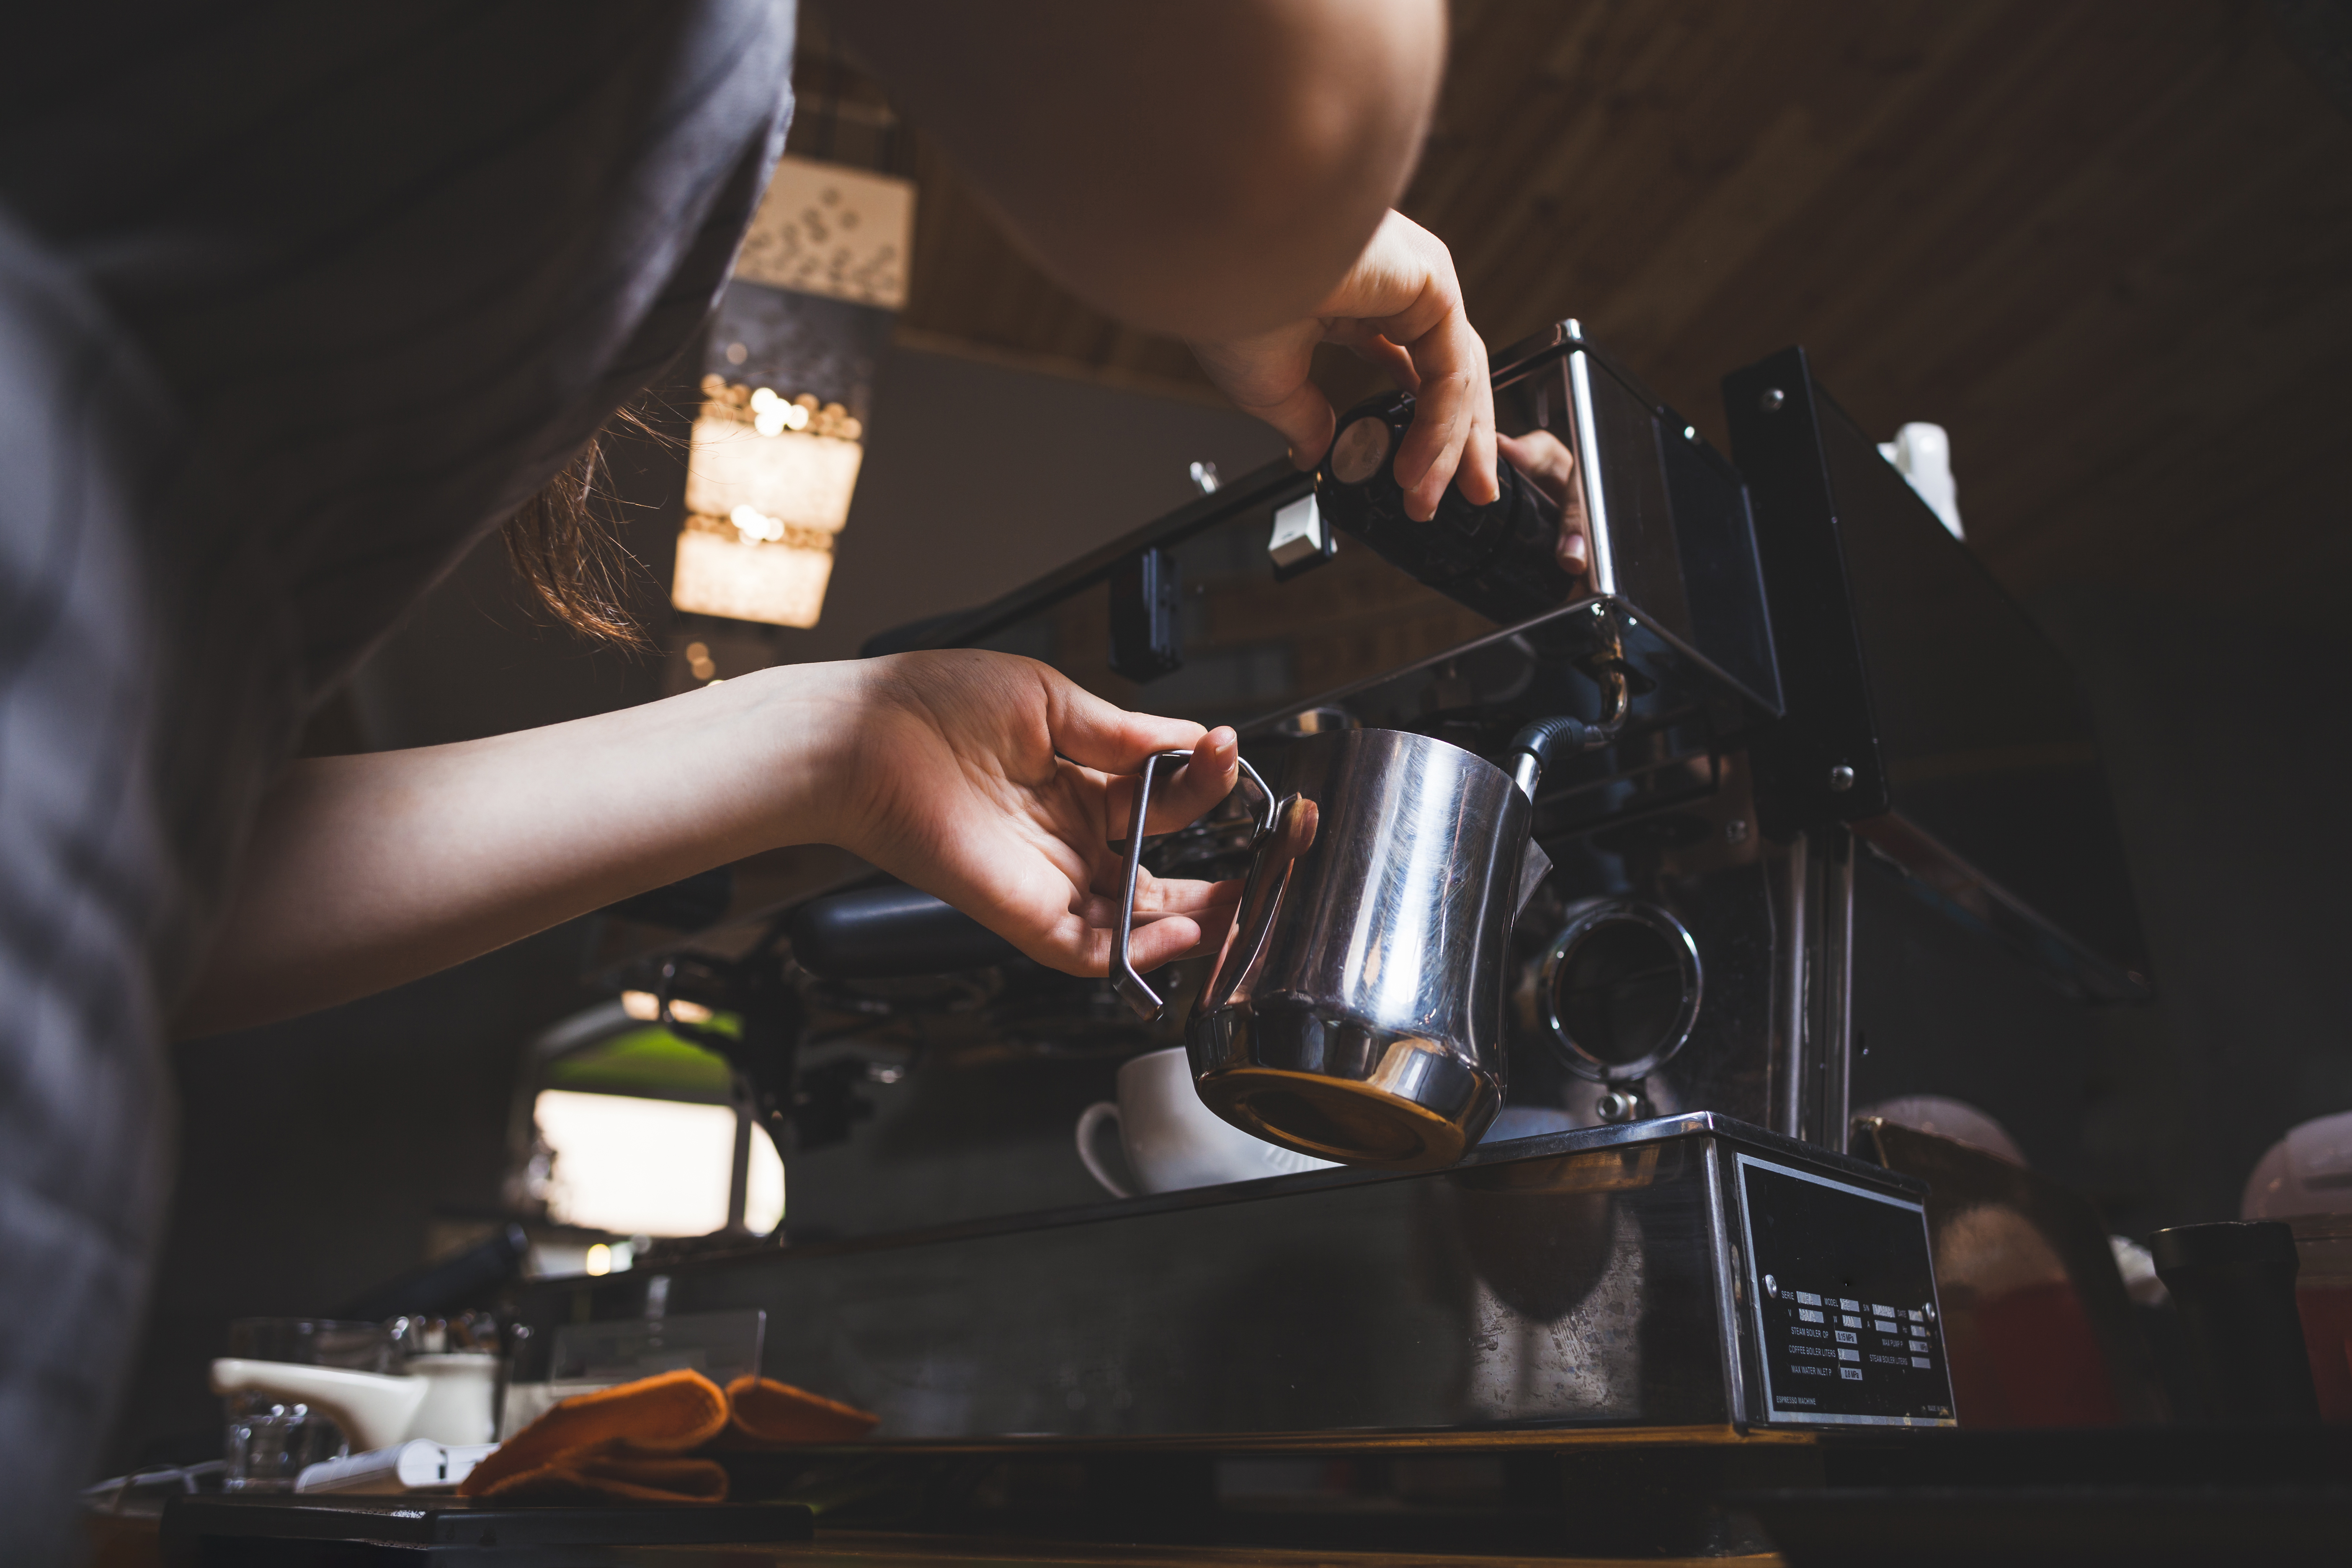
[511,322,2150,1457]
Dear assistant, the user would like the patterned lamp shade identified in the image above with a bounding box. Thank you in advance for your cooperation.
[672,154,913,629]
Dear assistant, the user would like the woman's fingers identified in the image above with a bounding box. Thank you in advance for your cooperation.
[1386,325,1494,519]
[1143,728,1240,835]
[1318,213,1495,520]
[1068,912,1203,975]
[1043,671,1208,777]
[1075,870,1243,920]
[1328,320,1420,392]
[1496,428,1573,501]
[1037,670,1233,841]
[1088,730,1241,845]
[1192,212,1495,511]
[1057,866,1242,975]
[1497,429,1591,576]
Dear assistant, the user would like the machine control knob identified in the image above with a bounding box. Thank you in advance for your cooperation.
[1314,392,1581,626]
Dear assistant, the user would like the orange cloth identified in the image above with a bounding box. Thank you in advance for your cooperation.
[459,1369,730,1503]
[457,1367,879,1505]
[467,1452,730,1505]
[715,1374,881,1447]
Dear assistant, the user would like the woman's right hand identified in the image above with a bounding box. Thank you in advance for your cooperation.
[1189,210,1496,524]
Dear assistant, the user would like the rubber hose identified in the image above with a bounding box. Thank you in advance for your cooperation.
[1507,716,1591,784]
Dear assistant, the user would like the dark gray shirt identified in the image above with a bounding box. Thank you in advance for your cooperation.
[0,5,793,1553]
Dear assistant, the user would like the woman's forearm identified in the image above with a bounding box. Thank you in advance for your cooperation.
[171,664,861,1038]
[172,651,1242,1039]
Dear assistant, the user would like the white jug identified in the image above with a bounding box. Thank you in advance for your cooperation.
[210,1353,499,1452]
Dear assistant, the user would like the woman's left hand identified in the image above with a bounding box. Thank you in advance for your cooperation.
[824,651,1245,977]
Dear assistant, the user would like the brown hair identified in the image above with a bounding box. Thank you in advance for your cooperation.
[501,410,659,649]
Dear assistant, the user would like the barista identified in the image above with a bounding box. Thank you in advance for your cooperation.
[0,3,1580,1557]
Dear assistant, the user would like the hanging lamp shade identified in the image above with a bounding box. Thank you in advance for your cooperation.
[671,154,913,629]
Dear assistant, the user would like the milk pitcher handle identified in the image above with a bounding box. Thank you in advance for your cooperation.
[1112,750,1272,1021]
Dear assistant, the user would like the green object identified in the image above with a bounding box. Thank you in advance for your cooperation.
[543,1023,737,1104]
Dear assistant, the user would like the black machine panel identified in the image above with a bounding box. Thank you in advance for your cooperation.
[1723,345,2151,1003]
[1736,1153,1956,1428]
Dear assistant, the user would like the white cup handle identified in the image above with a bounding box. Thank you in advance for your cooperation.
[1075,1101,1134,1198]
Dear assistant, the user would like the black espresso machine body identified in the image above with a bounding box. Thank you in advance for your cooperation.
[541,322,2146,1444]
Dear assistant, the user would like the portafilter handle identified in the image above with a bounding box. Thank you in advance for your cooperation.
[1112,750,1274,1022]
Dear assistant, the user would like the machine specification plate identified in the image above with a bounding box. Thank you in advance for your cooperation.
[1735,1153,1956,1428]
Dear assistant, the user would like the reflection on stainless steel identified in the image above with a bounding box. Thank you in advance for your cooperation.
[1273,704,1358,738]
[1186,728,1535,1171]
[1452,1142,1663,1421]
[507,1114,1946,1441]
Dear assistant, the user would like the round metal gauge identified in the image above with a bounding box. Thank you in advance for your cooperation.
[1539,899,1704,1085]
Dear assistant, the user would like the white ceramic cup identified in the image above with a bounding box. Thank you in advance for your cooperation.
[1076,1046,1338,1197]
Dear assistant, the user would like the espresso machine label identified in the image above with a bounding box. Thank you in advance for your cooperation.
[1735,1154,1957,1427]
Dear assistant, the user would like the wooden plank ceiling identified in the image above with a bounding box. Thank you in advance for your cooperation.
[794,1,2352,624]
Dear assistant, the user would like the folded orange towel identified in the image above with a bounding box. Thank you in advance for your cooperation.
[715,1375,882,1447]
[466,1451,730,1506]
[457,1367,880,1505]
[459,1369,729,1501]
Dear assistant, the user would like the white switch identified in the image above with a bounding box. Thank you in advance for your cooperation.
[1268,495,1327,570]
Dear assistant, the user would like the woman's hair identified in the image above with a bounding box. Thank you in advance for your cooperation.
[501,412,658,649]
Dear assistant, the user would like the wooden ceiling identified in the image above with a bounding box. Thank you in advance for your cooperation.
[796,2,2352,624]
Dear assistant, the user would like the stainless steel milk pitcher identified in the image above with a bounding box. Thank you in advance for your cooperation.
[1112,718,1594,1172]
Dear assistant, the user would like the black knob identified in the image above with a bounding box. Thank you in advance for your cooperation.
[1315,393,1580,624]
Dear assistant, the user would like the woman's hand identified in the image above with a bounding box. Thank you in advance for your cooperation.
[826,651,1244,977]
[1189,210,1496,523]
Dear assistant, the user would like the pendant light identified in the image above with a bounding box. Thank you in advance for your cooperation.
[671,154,915,628]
